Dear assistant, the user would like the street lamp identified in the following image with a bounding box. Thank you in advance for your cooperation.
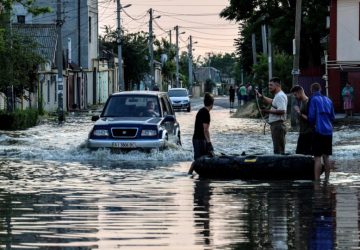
[116,1,131,91]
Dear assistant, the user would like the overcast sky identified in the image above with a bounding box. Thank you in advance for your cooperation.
[98,0,239,59]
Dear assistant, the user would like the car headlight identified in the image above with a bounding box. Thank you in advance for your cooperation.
[93,129,109,136]
[182,100,189,104]
[141,129,157,136]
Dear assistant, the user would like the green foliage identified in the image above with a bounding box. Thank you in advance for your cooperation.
[179,51,189,87]
[99,29,149,89]
[1,0,51,14]
[252,52,293,92]
[221,0,329,76]
[0,31,45,97]
[0,1,49,110]
[0,108,38,130]
[154,38,176,84]
[203,53,237,75]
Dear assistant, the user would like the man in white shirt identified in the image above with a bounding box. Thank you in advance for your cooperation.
[256,77,288,154]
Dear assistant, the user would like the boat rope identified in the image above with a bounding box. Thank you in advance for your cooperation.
[255,91,269,135]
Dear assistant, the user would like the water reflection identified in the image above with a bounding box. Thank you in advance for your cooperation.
[192,180,343,249]
[1,106,360,248]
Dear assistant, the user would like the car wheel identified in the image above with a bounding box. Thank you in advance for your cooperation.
[160,134,169,151]
[187,106,191,112]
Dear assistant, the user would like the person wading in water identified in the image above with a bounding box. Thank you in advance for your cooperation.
[256,77,288,154]
[188,93,215,174]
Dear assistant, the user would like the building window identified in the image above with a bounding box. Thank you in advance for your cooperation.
[89,16,92,43]
[17,15,25,24]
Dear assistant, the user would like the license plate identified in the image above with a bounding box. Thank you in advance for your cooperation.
[112,142,136,148]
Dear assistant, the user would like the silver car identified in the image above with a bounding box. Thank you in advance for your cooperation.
[168,88,191,112]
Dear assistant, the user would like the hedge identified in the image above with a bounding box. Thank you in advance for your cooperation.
[0,109,39,130]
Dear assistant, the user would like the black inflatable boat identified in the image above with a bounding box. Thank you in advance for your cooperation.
[190,154,315,180]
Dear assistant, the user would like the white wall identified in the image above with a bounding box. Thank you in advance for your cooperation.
[337,0,360,61]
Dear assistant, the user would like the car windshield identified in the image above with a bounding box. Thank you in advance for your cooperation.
[102,95,160,117]
[168,89,188,97]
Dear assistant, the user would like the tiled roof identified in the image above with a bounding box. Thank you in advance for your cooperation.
[12,23,57,63]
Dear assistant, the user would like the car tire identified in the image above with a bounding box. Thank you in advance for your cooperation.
[160,134,169,151]
[187,106,191,112]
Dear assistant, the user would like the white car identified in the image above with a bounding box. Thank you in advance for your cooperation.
[168,88,191,112]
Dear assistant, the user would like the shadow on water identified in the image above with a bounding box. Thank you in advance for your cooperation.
[192,179,339,249]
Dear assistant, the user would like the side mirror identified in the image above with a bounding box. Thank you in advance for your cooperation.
[163,114,175,123]
[91,115,100,121]
[189,94,192,98]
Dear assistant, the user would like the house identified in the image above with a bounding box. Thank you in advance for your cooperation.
[11,1,117,112]
[194,67,221,95]
[327,0,360,112]
[13,23,58,112]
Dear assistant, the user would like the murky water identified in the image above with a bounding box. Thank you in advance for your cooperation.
[1,99,360,249]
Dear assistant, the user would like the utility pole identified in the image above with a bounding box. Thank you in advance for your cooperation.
[168,30,172,46]
[149,8,154,90]
[268,27,273,81]
[116,0,125,91]
[292,0,302,86]
[261,23,268,56]
[188,35,193,92]
[291,0,302,128]
[251,33,257,65]
[175,25,180,88]
[56,0,64,122]
[148,9,160,90]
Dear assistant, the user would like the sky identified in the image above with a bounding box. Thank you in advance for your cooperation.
[98,0,239,59]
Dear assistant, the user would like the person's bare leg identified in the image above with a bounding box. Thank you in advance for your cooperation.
[323,155,331,181]
[314,156,322,181]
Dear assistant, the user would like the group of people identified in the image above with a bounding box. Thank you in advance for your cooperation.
[228,83,254,108]
[192,77,336,181]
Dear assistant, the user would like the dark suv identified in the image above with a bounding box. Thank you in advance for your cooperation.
[88,91,181,150]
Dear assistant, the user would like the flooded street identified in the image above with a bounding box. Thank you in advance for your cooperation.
[1,97,360,249]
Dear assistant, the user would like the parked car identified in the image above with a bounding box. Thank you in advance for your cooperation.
[88,91,181,151]
[168,88,191,112]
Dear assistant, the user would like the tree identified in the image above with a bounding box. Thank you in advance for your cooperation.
[99,28,149,90]
[179,51,189,88]
[1,1,51,15]
[154,38,176,87]
[0,33,44,93]
[252,52,293,92]
[202,52,238,83]
[0,1,49,111]
[220,0,329,76]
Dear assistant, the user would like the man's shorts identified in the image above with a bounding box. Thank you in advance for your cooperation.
[312,132,332,156]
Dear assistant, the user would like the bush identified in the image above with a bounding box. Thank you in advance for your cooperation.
[0,109,39,130]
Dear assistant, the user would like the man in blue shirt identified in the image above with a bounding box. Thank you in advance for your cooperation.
[308,83,335,181]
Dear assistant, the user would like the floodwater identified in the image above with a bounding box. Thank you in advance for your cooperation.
[1,99,360,249]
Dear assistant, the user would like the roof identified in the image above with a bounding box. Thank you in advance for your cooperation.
[194,66,221,83]
[168,88,187,91]
[111,91,167,96]
[12,23,57,63]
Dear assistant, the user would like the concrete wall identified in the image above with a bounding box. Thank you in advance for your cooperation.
[337,0,360,61]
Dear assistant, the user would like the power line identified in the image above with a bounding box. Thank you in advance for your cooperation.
[182,27,237,36]
[154,9,220,16]
[192,35,235,41]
